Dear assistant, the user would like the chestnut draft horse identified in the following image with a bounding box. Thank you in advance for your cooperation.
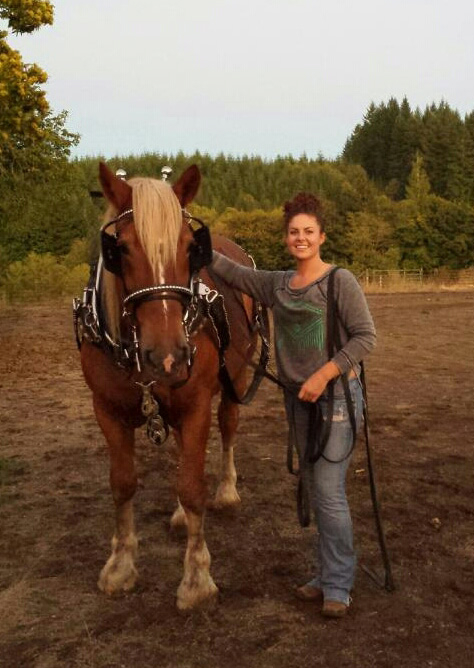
[78,163,260,610]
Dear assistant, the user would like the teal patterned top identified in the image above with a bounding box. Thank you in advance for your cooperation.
[211,251,376,395]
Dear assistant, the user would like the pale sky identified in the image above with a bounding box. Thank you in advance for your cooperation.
[6,0,474,160]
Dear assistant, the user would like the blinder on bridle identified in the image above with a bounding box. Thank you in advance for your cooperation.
[100,209,212,278]
[101,208,133,276]
[185,212,213,276]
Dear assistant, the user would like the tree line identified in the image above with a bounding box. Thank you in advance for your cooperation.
[3,151,473,279]
[1,2,473,302]
[343,97,474,203]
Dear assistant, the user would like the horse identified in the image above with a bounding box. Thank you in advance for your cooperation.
[77,162,260,610]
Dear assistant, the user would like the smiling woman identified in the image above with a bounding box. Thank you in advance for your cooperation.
[210,191,376,618]
[284,193,330,287]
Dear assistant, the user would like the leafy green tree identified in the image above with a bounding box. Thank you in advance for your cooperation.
[0,1,83,267]
[346,211,399,272]
[405,152,431,207]
[214,208,288,270]
[1,250,89,302]
[426,197,474,268]
[395,154,434,268]
[393,153,474,268]
[0,160,98,264]
[0,0,78,173]
[0,0,53,33]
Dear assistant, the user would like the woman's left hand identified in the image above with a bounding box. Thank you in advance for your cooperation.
[298,361,341,402]
[298,370,329,402]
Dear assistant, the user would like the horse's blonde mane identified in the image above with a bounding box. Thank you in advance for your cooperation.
[101,177,183,339]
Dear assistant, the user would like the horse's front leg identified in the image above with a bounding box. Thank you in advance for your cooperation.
[176,403,218,610]
[213,392,241,509]
[94,400,138,595]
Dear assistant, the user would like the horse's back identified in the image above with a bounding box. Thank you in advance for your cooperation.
[210,234,255,268]
[203,235,257,370]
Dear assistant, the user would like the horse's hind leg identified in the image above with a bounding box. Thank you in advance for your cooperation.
[213,390,242,509]
[94,401,138,595]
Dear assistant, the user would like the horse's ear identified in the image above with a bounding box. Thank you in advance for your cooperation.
[98,162,132,210]
[173,164,201,207]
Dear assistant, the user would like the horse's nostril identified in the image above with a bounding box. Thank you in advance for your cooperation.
[144,349,157,369]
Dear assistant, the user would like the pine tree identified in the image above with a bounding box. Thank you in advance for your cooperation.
[387,97,422,198]
[421,102,466,200]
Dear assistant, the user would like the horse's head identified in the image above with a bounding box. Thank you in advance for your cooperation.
[99,162,202,383]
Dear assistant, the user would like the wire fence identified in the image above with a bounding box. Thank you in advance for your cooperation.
[358,268,474,292]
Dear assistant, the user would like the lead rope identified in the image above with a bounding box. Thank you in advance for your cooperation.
[359,363,396,592]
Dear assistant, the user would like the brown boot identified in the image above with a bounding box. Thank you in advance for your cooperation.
[322,599,349,618]
[295,584,323,602]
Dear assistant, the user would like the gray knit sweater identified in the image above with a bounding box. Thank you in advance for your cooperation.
[212,252,376,395]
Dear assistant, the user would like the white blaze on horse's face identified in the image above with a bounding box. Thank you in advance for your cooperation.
[157,263,168,317]
[139,301,190,381]
[134,227,193,382]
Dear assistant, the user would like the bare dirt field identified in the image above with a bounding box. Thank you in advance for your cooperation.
[1,291,473,668]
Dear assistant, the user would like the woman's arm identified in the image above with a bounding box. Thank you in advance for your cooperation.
[331,269,376,375]
[211,251,281,308]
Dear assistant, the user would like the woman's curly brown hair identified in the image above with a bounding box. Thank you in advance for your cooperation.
[283,192,325,232]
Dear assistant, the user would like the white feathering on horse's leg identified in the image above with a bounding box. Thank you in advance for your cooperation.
[214,447,241,508]
[176,511,218,610]
[170,497,188,529]
[98,500,138,594]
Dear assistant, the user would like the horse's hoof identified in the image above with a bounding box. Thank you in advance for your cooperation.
[176,579,219,611]
[98,559,138,595]
[212,485,241,510]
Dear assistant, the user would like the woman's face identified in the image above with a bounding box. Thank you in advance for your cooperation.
[285,213,326,261]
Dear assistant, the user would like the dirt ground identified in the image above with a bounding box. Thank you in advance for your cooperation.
[1,291,473,668]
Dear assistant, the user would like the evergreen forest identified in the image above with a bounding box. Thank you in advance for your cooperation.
[2,99,474,299]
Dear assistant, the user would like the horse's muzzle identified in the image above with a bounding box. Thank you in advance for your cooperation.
[142,344,191,381]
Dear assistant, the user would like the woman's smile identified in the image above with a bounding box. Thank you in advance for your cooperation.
[286,213,325,261]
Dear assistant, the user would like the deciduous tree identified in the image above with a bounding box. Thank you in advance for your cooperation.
[0,0,78,173]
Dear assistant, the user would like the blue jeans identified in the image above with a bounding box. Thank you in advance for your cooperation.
[285,378,364,605]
